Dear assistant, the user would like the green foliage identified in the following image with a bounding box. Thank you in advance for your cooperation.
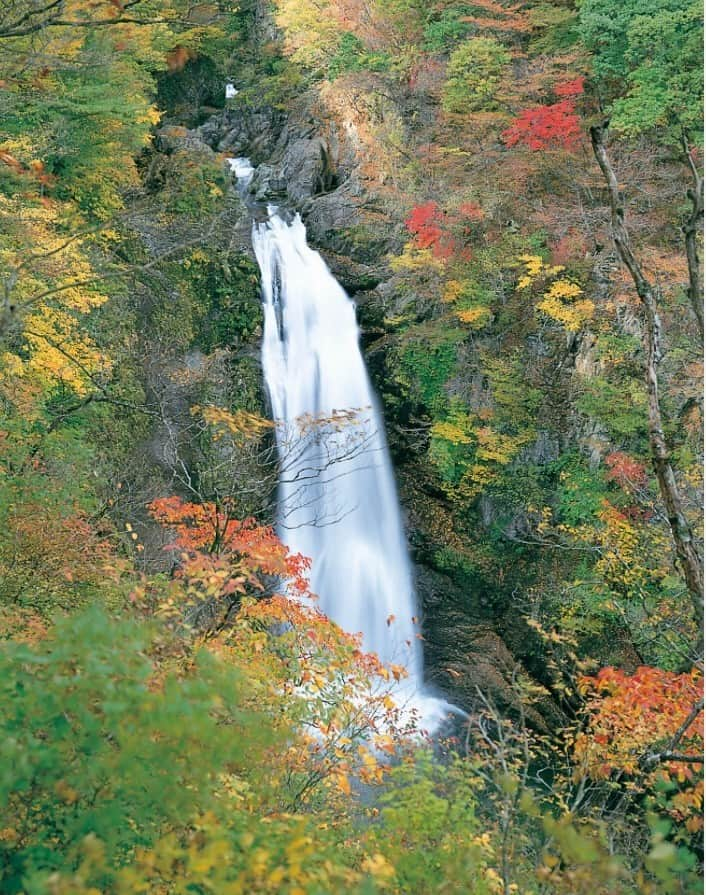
[367,755,493,894]
[1,34,160,219]
[442,37,512,114]
[0,414,130,616]
[0,608,266,891]
[236,54,306,111]
[161,152,227,219]
[423,7,474,52]
[580,0,704,137]
[481,351,542,430]
[577,375,649,441]
[141,244,262,355]
[551,454,608,527]
[328,31,368,77]
[432,544,495,601]
[395,324,464,414]
[528,3,580,53]
[185,252,262,352]
[0,605,401,895]
[429,425,472,486]
[326,32,394,79]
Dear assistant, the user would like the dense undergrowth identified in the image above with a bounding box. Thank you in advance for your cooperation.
[0,1,702,892]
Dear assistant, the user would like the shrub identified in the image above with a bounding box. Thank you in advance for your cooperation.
[442,37,511,114]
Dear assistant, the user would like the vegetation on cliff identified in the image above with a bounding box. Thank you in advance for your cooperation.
[0,1,702,893]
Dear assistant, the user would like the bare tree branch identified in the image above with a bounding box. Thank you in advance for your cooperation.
[0,0,225,39]
[590,123,704,631]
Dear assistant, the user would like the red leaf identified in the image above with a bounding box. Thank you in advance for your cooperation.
[502,100,582,152]
[554,77,585,97]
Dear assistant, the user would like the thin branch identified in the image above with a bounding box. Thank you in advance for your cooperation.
[639,697,704,770]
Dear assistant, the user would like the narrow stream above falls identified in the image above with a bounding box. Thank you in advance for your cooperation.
[231,158,455,729]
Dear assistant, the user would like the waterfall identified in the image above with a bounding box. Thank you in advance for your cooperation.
[243,176,452,728]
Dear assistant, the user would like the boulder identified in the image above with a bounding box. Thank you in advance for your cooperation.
[280,136,337,203]
[154,126,215,158]
[197,107,284,160]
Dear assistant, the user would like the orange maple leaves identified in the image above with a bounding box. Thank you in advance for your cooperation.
[148,496,311,595]
[576,666,704,831]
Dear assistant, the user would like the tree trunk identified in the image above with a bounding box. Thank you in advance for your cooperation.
[682,131,704,341]
[590,123,704,632]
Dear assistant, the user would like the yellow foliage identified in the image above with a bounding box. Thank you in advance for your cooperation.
[457,464,495,499]
[593,502,673,596]
[24,307,111,395]
[332,772,351,796]
[455,306,492,328]
[0,196,114,395]
[443,279,463,303]
[361,852,396,885]
[139,105,163,127]
[431,420,472,444]
[545,279,583,301]
[516,254,564,288]
[193,405,274,442]
[536,295,595,331]
[474,426,526,464]
[0,351,43,418]
[275,0,342,69]
[537,278,594,332]
[515,255,592,332]
[389,243,445,274]
[517,253,546,281]
[383,313,411,328]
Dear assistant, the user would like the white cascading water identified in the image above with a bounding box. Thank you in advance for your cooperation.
[233,158,451,728]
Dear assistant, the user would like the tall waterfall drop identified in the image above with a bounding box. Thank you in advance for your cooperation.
[250,194,451,728]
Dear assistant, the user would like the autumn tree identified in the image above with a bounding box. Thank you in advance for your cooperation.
[581,0,704,333]
[0,606,407,894]
[442,36,511,114]
[576,666,704,836]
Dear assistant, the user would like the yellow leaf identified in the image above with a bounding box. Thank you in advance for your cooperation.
[334,772,351,795]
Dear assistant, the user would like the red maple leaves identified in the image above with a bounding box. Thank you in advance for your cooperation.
[605,451,649,489]
[502,100,581,151]
[458,201,484,221]
[554,76,586,97]
[502,77,585,152]
[405,201,443,248]
[405,200,483,260]
[405,201,457,259]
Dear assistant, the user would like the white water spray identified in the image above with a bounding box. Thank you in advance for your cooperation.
[227,157,255,189]
[235,161,452,727]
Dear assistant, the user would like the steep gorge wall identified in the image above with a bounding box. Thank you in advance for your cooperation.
[160,78,580,728]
